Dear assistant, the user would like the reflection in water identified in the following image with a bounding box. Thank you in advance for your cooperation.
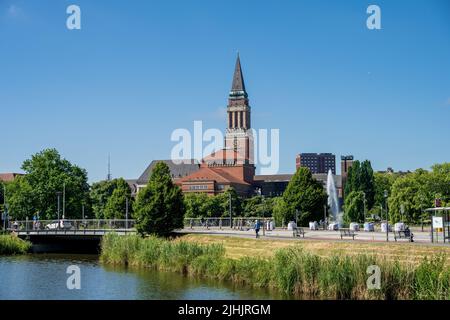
[0,255,287,300]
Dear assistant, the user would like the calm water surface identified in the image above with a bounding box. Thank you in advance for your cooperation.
[0,254,287,300]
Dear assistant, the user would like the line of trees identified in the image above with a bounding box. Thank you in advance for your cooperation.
[343,160,450,224]
[0,149,182,236]
[1,149,135,221]
[2,148,448,235]
[386,164,449,224]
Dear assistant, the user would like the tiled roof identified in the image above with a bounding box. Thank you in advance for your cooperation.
[0,173,23,182]
[136,160,200,185]
[178,167,251,185]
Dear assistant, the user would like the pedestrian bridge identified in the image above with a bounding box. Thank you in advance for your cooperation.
[8,219,136,253]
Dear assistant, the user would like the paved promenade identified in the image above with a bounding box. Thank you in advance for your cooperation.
[180,227,443,245]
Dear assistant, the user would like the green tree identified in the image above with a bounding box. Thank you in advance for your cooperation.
[242,195,263,217]
[103,178,132,219]
[387,165,450,224]
[345,160,375,209]
[5,177,35,220]
[205,195,223,217]
[343,191,365,224]
[345,161,361,196]
[282,167,327,226]
[9,149,90,219]
[242,195,275,217]
[0,180,3,203]
[133,162,185,236]
[220,188,242,218]
[90,179,120,218]
[272,197,287,227]
[0,180,4,214]
[374,172,399,208]
[184,193,209,218]
[430,163,450,207]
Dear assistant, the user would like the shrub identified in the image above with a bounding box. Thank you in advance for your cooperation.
[0,235,31,255]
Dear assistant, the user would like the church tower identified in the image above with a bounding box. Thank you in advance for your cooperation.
[224,54,254,165]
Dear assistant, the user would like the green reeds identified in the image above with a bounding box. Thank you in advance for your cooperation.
[0,235,31,255]
[100,234,450,300]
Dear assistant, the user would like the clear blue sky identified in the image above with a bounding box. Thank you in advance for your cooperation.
[1,0,449,182]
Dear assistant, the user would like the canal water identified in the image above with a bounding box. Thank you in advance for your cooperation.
[0,255,286,300]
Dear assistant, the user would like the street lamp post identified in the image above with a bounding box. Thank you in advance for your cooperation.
[125,197,129,229]
[384,190,389,242]
[363,192,366,223]
[262,196,266,236]
[229,192,232,229]
[62,183,65,219]
[2,184,7,230]
[56,191,62,230]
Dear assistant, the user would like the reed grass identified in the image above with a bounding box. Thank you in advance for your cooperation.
[0,235,31,255]
[100,233,450,300]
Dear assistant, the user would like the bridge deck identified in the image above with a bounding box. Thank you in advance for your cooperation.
[15,229,136,236]
[8,219,137,238]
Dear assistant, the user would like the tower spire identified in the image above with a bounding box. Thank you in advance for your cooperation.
[230,53,247,96]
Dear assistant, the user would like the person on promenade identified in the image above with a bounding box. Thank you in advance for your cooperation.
[254,220,260,238]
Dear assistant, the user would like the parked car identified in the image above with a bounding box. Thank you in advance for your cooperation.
[45,220,73,230]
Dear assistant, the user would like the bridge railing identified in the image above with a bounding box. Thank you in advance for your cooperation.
[7,219,136,233]
[184,217,275,230]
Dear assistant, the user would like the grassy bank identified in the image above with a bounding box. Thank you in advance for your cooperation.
[0,235,31,255]
[180,234,450,265]
[100,234,450,299]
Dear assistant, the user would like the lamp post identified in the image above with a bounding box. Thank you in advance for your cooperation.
[62,182,65,219]
[363,192,366,223]
[384,190,389,242]
[3,184,6,230]
[125,197,129,229]
[229,192,232,229]
[262,196,266,236]
[56,191,62,230]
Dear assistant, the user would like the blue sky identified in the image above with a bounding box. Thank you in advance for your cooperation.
[0,0,449,182]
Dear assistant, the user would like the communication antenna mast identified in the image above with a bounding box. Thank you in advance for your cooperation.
[107,154,112,181]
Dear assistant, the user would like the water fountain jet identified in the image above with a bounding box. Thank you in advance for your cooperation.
[326,169,342,228]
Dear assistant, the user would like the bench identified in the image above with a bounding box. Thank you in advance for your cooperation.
[394,230,414,242]
[293,227,305,238]
[340,228,356,240]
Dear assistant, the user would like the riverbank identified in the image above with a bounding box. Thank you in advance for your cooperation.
[0,235,31,255]
[100,234,450,300]
[179,234,450,265]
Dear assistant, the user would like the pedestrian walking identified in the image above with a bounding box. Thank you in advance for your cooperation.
[254,220,260,238]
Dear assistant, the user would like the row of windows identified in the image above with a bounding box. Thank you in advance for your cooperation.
[189,185,209,190]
